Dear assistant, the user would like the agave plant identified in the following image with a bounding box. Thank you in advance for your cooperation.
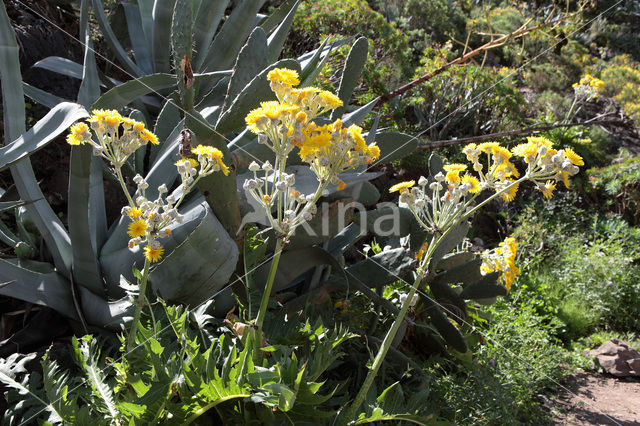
[1,0,513,375]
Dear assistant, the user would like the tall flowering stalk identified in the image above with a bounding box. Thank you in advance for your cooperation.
[243,68,380,358]
[342,136,583,423]
[67,110,228,350]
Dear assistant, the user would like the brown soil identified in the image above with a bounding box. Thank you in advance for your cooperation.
[549,372,640,425]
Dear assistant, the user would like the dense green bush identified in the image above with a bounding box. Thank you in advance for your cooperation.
[407,47,525,141]
[287,0,413,100]
[512,197,640,339]
[587,150,640,224]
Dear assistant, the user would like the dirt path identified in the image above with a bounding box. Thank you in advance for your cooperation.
[549,372,640,425]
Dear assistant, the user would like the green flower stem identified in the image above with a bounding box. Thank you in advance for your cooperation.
[127,257,151,352]
[460,176,527,223]
[115,166,135,207]
[254,237,284,361]
[341,241,434,425]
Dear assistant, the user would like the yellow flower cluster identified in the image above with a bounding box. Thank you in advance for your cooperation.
[66,109,159,168]
[242,68,380,238]
[572,74,604,99]
[481,237,519,291]
[245,68,380,172]
[390,136,583,239]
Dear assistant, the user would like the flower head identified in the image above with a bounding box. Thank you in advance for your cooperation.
[389,181,415,193]
[66,122,91,145]
[143,244,164,262]
[127,219,148,238]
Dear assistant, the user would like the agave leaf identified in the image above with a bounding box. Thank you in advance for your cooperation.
[137,0,155,59]
[31,56,84,80]
[326,180,380,207]
[92,73,176,109]
[0,258,77,320]
[171,0,195,110]
[23,83,68,108]
[192,0,229,71]
[326,222,365,255]
[254,246,347,293]
[373,132,418,165]
[216,58,301,134]
[187,111,242,240]
[431,258,483,286]
[122,3,153,74]
[346,248,414,289]
[201,0,265,73]
[332,37,368,119]
[419,294,468,353]
[435,252,475,271]
[91,0,144,76]
[100,196,208,296]
[149,210,239,309]
[429,222,470,268]
[299,37,332,87]
[266,0,300,62]
[259,0,297,35]
[341,98,378,127]
[150,0,177,73]
[152,100,182,162]
[353,205,415,237]
[69,23,105,296]
[0,6,72,276]
[223,27,269,115]
[459,272,506,300]
[0,102,88,171]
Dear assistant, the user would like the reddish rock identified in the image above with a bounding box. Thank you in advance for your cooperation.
[585,339,640,377]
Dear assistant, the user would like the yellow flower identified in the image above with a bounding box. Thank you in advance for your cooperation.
[415,241,429,261]
[192,145,229,175]
[539,180,556,199]
[175,158,199,168]
[493,146,512,161]
[103,111,123,128]
[443,163,467,172]
[263,194,271,203]
[348,124,367,152]
[127,207,143,219]
[336,179,347,191]
[127,219,148,238]
[527,136,553,148]
[366,143,380,163]
[511,142,537,160]
[477,142,500,153]
[501,180,519,202]
[446,170,461,185]
[66,122,90,145]
[461,174,480,193]
[267,68,300,86]
[143,244,164,262]
[559,171,570,188]
[318,91,343,109]
[299,124,333,160]
[140,128,159,145]
[389,180,415,193]
[563,148,584,166]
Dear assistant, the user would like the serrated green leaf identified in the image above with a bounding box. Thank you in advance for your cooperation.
[192,0,229,71]
[266,0,300,62]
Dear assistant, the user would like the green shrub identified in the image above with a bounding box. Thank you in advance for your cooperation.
[287,0,413,100]
[407,47,525,141]
[587,150,640,224]
[512,198,640,338]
